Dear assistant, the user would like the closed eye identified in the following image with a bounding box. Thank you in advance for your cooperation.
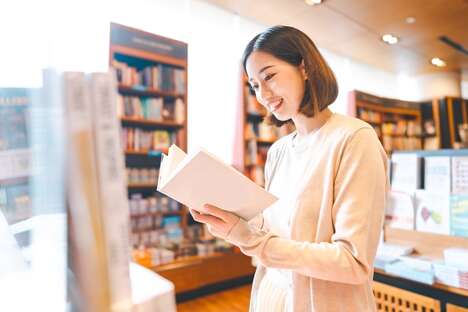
[264,73,276,81]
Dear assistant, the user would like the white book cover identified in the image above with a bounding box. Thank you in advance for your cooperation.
[452,156,468,194]
[157,145,278,221]
[390,153,421,192]
[385,190,416,230]
[64,72,111,310]
[89,72,132,312]
[424,156,451,193]
[414,190,451,235]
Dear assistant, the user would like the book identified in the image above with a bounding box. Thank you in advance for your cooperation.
[414,190,451,235]
[452,156,468,194]
[424,156,451,193]
[157,145,278,221]
[450,195,468,238]
[89,72,132,312]
[385,190,415,230]
[390,153,422,192]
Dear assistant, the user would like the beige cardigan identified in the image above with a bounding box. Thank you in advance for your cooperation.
[225,114,388,312]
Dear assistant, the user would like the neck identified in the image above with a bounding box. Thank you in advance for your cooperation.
[292,108,333,136]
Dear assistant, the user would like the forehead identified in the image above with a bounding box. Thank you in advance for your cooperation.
[245,51,284,79]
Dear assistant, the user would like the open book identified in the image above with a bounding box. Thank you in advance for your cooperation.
[157,145,278,221]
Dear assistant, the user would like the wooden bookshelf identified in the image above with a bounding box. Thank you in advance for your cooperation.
[349,91,468,152]
[110,22,188,249]
[120,117,184,129]
[348,90,425,153]
[154,252,255,294]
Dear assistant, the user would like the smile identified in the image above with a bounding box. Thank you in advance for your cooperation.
[270,99,283,112]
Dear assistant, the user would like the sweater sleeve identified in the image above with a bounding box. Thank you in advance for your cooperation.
[225,128,387,284]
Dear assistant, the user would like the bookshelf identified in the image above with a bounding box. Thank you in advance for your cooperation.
[348,90,427,153]
[349,91,468,152]
[110,21,188,259]
[110,23,254,294]
[241,75,294,186]
[0,89,32,226]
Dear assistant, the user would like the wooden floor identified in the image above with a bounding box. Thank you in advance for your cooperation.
[177,285,252,312]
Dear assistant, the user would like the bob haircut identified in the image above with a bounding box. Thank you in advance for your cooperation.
[242,25,338,127]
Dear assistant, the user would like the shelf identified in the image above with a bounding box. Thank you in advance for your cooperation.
[374,268,468,298]
[152,252,255,294]
[124,150,165,157]
[121,117,184,129]
[128,183,157,189]
[118,84,184,98]
[256,138,276,145]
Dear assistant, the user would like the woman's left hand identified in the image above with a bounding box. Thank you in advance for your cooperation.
[189,204,240,239]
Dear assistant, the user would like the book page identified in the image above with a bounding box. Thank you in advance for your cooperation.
[158,147,278,221]
[158,145,187,188]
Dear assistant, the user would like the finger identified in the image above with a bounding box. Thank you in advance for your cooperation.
[195,213,225,228]
[203,204,231,222]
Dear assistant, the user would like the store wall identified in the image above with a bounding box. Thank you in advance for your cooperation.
[0,0,462,164]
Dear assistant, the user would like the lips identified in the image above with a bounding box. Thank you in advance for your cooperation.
[269,98,283,113]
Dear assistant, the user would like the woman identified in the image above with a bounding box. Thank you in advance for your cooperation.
[190,25,387,312]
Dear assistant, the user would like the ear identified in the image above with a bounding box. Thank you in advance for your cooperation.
[300,60,307,80]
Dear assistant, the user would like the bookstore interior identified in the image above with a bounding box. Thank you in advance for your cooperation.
[0,0,468,311]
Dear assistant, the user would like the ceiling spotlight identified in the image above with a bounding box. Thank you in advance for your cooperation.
[382,34,399,45]
[405,17,416,24]
[431,57,446,67]
[305,0,322,5]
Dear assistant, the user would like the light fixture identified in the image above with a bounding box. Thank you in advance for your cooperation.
[381,34,399,45]
[431,57,446,67]
[305,0,322,5]
[405,17,416,24]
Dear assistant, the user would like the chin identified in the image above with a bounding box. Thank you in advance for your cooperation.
[272,112,291,122]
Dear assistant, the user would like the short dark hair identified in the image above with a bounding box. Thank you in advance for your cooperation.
[242,25,338,127]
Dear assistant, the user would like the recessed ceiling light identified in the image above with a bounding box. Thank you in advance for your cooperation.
[382,34,399,45]
[431,57,446,67]
[405,17,416,24]
[305,0,322,5]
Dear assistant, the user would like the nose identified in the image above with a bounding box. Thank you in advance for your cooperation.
[256,82,272,107]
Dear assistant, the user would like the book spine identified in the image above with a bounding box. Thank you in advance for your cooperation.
[89,71,132,312]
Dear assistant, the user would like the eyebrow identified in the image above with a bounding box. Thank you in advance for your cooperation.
[248,65,275,82]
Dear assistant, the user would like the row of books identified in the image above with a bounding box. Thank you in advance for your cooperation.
[0,182,31,225]
[376,244,468,289]
[0,104,29,151]
[245,165,265,186]
[391,153,468,194]
[126,168,158,185]
[245,140,269,167]
[113,60,186,93]
[121,127,176,152]
[117,95,185,123]
[382,136,422,152]
[381,120,422,136]
[387,153,468,237]
[129,193,179,216]
[386,190,468,237]
[245,121,292,142]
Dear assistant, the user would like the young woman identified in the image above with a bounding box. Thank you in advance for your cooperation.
[190,25,388,312]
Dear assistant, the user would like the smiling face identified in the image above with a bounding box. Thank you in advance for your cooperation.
[246,51,307,122]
